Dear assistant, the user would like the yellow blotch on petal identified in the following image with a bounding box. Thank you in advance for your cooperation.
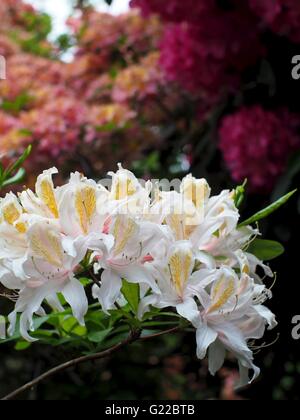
[166,214,184,241]
[114,178,136,200]
[208,276,236,313]
[15,222,27,234]
[75,186,97,234]
[30,229,64,267]
[169,249,193,296]
[3,203,22,225]
[2,203,27,233]
[181,175,210,210]
[39,180,59,218]
[113,216,137,256]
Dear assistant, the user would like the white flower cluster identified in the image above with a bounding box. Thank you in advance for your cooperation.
[0,165,277,386]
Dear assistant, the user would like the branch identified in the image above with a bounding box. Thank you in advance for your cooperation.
[140,326,181,340]
[1,327,182,400]
[1,329,141,401]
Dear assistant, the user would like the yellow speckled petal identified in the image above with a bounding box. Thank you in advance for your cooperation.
[169,246,193,296]
[75,186,97,234]
[30,228,64,267]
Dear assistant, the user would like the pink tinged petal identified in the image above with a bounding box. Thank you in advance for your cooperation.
[196,324,218,359]
[61,277,88,326]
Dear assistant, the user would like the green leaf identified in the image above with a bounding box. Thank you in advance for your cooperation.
[246,239,284,261]
[61,316,86,336]
[87,328,112,343]
[15,341,32,351]
[1,93,32,113]
[239,190,297,227]
[4,145,32,177]
[79,277,92,287]
[2,168,26,188]
[121,280,140,314]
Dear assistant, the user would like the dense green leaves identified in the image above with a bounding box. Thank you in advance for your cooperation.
[246,239,284,261]
[239,190,297,227]
[87,328,112,343]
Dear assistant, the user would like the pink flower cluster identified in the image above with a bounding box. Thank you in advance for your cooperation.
[0,1,167,180]
[219,106,300,191]
[131,1,264,96]
[0,0,35,29]
[249,0,300,43]
[160,9,263,94]
[21,96,88,160]
[66,10,162,95]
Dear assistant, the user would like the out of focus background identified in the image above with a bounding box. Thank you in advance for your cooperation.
[0,0,300,400]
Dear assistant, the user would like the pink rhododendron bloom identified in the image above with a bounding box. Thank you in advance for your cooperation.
[20,97,88,160]
[219,106,300,191]
[249,0,300,43]
[159,9,263,95]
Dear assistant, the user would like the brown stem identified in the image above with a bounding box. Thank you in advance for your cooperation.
[1,327,182,401]
[1,329,141,401]
[140,326,181,340]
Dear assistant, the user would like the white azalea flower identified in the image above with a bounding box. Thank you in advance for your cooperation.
[19,168,60,219]
[5,221,108,341]
[92,214,167,313]
[138,240,215,326]
[0,165,279,389]
[196,268,276,387]
[106,163,152,217]
[58,172,108,237]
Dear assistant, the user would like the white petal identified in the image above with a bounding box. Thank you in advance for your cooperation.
[208,340,226,376]
[9,284,54,341]
[118,265,160,294]
[176,298,201,328]
[236,361,260,389]
[195,251,216,270]
[138,294,159,320]
[46,294,65,312]
[196,324,218,359]
[92,269,122,313]
[254,304,277,330]
[61,277,88,326]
